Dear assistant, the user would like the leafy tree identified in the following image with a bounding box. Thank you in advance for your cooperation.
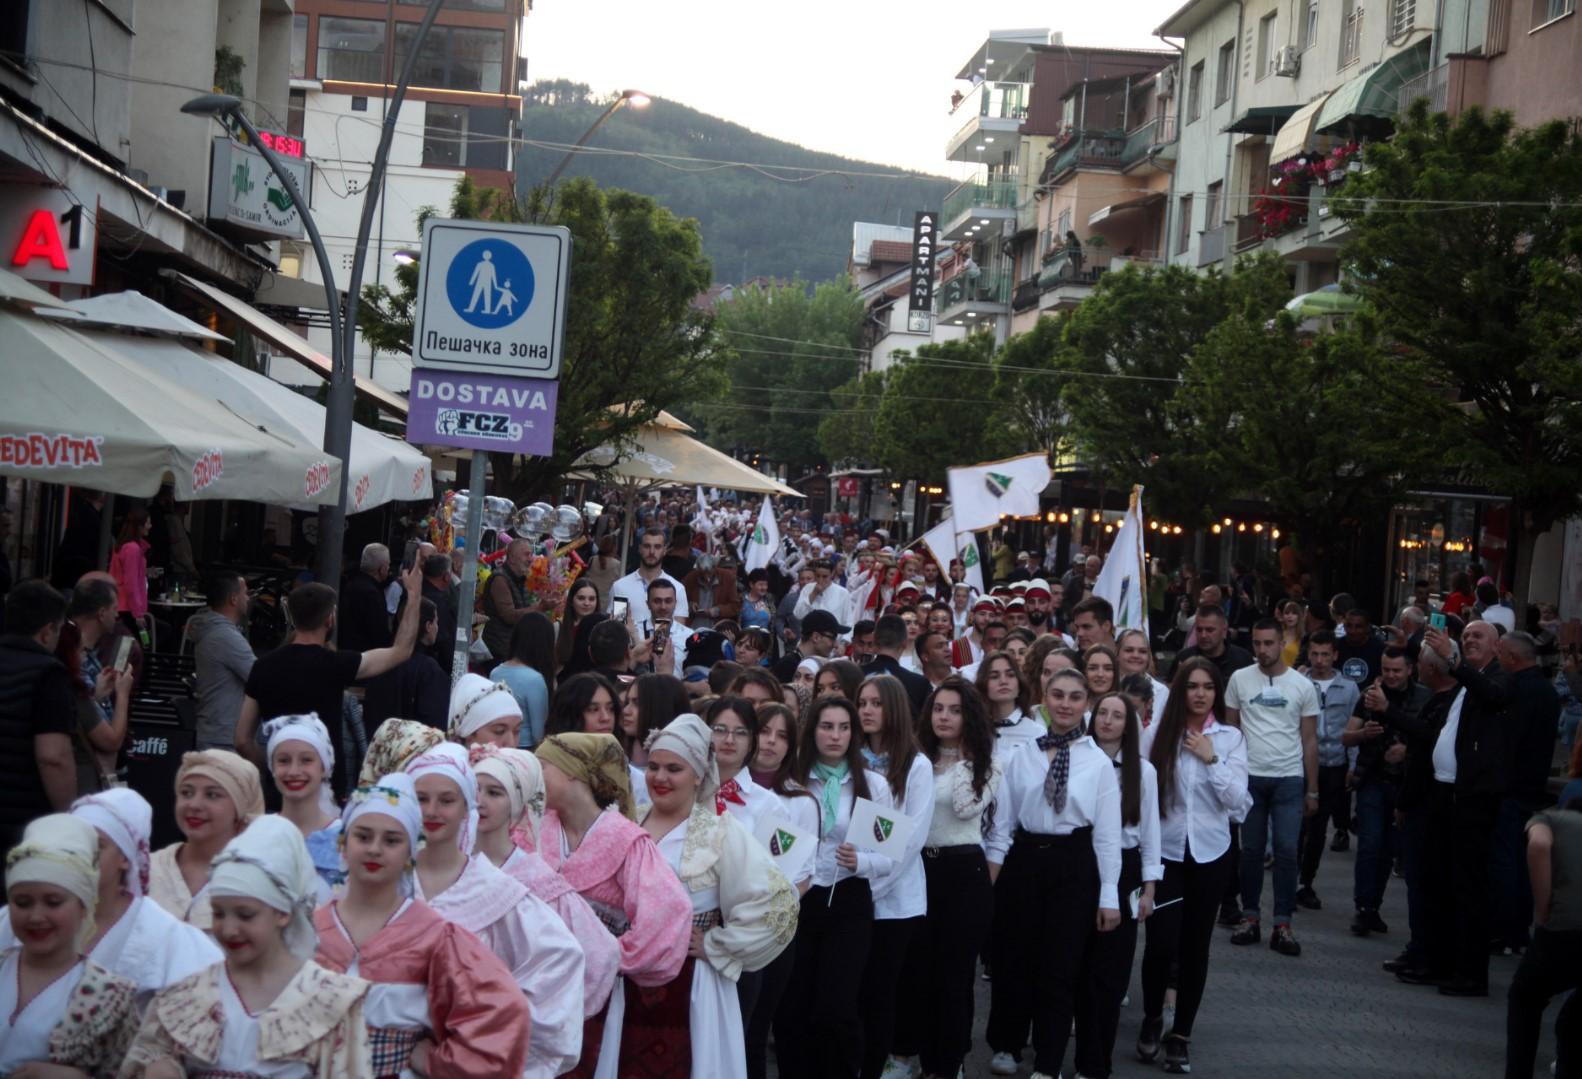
[818,369,887,466]
[984,314,1074,459]
[358,175,726,502]
[1058,257,1291,521]
[871,334,996,482]
[699,280,867,473]
[1334,103,1582,598]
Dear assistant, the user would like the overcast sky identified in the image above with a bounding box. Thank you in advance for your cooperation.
[524,0,1184,177]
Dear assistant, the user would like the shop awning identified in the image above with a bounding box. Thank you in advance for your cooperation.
[163,270,410,419]
[0,307,341,503]
[573,422,801,497]
[1223,104,1299,135]
[1270,92,1336,163]
[97,328,433,512]
[1088,191,1166,227]
[1316,40,1432,133]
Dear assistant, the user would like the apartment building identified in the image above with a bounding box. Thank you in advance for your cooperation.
[849,221,966,373]
[1411,0,1582,127]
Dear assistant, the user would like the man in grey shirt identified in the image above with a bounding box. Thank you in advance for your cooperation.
[188,571,255,750]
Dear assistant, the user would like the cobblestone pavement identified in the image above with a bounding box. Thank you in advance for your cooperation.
[961,832,1559,1078]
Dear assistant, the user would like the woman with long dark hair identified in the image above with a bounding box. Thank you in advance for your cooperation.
[619,673,691,807]
[774,694,895,1079]
[494,612,557,748]
[556,578,603,674]
[984,668,1122,1079]
[1136,657,1250,1075]
[1083,642,1120,697]
[546,671,620,738]
[974,649,1043,759]
[814,658,864,702]
[562,612,611,678]
[893,676,1002,1079]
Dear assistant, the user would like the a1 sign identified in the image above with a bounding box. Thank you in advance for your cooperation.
[3,188,97,287]
[412,218,570,380]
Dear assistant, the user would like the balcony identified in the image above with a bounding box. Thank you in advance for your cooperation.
[1012,277,1041,311]
[941,177,1019,240]
[1121,116,1178,169]
[937,270,1012,324]
[1198,223,1227,266]
[1036,248,1104,312]
[1397,63,1448,115]
[946,81,1031,161]
[1042,131,1129,184]
[316,47,386,84]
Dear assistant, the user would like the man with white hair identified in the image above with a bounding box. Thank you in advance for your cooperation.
[338,542,392,652]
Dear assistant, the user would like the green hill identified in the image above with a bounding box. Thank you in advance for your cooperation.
[514,81,953,283]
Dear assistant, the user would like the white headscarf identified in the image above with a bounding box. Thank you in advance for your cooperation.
[644,713,720,807]
[404,742,479,854]
[448,673,522,741]
[6,814,100,950]
[262,713,339,818]
[470,745,546,844]
[340,773,425,894]
[71,787,153,897]
[208,816,320,959]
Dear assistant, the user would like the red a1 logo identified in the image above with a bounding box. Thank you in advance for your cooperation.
[3,191,96,286]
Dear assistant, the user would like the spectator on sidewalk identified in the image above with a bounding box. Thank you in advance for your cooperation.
[0,581,77,870]
[188,571,256,752]
[337,542,393,653]
[1295,631,1360,911]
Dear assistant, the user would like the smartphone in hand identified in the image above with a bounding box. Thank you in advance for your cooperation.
[113,635,134,674]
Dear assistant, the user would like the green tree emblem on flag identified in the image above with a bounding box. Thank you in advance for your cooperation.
[752,525,767,545]
[770,828,796,856]
[984,471,1013,499]
[962,544,979,567]
[873,816,895,843]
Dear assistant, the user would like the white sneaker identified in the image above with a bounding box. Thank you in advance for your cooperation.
[990,1051,1019,1075]
[880,1057,918,1079]
[1122,991,1131,1007]
[1163,1003,1176,1031]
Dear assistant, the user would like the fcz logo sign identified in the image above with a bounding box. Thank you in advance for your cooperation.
[435,409,522,442]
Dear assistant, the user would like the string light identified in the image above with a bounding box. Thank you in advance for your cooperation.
[1058,512,1071,524]
[1172,526,1183,535]
[1237,523,1247,533]
[1272,529,1281,539]
[1253,523,1264,533]
[1212,523,1222,534]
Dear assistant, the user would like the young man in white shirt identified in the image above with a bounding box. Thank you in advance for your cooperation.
[792,558,852,629]
[1224,618,1320,956]
[608,526,689,630]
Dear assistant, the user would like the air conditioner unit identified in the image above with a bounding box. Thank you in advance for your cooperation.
[1274,46,1301,77]
[1156,67,1177,99]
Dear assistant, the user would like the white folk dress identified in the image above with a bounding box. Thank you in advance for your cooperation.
[1,952,139,1076]
[147,844,214,930]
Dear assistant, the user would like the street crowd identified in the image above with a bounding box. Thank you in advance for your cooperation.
[0,490,1577,1078]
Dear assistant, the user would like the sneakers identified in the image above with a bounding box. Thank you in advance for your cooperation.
[880,1057,919,1079]
[1230,917,1261,945]
[1295,885,1323,910]
[1137,1014,1164,1061]
[1163,1033,1192,1073]
[1352,909,1389,935]
[1270,924,1302,956]
[1216,899,1241,927]
[990,1051,1018,1076]
[1330,830,1350,852]
[1381,950,1415,973]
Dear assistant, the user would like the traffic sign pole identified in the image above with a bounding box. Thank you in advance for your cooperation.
[452,450,487,683]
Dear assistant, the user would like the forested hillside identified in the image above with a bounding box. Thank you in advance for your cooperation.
[514,81,953,282]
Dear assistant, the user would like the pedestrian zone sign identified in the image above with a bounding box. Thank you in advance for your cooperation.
[412,218,570,379]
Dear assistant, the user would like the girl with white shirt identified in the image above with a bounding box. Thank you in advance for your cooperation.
[774,694,895,1079]
[1136,657,1251,1076]
[974,649,1044,760]
[985,668,1122,1079]
[1076,691,1163,1079]
[1117,628,1169,728]
[898,676,1002,1079]
[855,675,933,1079]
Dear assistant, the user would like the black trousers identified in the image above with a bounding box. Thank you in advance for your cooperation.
[1076,846,1144,1079]
[745,939,795,1079]
[774,877,873,1079]
[1424,780,1498,987]
[858,914,922,1079]
[1299,763,1351,885]
[1220,822,1241,908]
[894,845,993,1077]
[1505,926,1581,1079]
[985,828,1099,1075]
[1141,844,1234,1039]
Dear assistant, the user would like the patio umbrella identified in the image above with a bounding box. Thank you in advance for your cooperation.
[1285,283,1362,318]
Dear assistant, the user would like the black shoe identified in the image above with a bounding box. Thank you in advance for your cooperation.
[1163,1033,1191,1074]
[1295,885,1323,910]
[1381,950,1414,973]
[1137,1014,1163,1062]
[1395,967,1446,986]
[1270,924,1302,956]
[1230,918,1261,945]
[1352,909,1388,935]
[1217,900,1241,927]
[1330,831,1350,852]
[1438,979,1489,998]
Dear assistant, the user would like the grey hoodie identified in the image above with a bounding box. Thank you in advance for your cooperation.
[187,608,255,749]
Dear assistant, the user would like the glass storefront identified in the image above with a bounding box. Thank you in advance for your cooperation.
[1387,495,1509,614]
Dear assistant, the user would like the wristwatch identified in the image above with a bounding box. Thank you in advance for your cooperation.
[1206,753,1219,765]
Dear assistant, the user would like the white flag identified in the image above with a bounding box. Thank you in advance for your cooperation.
[744,497,780,573]
[691,485,712,540]
[947,453,1052,533]
[957,532,986,595]
[921,517,986,597]
[1093,485,1149,637]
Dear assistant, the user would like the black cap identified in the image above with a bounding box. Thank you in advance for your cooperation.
[684,629,735,670]
[801,609,851,637]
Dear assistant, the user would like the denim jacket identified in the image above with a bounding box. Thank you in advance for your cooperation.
[1309,674,1360,768]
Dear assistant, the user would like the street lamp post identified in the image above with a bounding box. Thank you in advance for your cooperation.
[543,89,651,188]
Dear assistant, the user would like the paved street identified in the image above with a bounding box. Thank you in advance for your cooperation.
[963,834,1558,1078]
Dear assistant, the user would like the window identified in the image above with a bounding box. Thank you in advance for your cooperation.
[1205,181,1223,229]
[290,15,308,79]
[1215,40,1235,104]
[1256,12,1279,78]
[1187,61,1204,122]
[1057,208,1072,238]
[1061,96,1077,129]
[1532,0,1574,24]
[287,89,305,138]
[1389,0,1417,36]
[1340,0,1364,66]
[317,17,386,83]
[394,24,505,93]
[1177,195,1194,253]
[1302,0,1321,48]
[422,102,509,170]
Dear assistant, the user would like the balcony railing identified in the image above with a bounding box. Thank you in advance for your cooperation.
[1233,213,1265,253]
[1012,278,1042,311]
[1121,116,1178,165]
[943,178,1019,224]
[952,81,1032,122]
[938,271,1012,314]
[1198,223,1227,266]
[1044,132,1129,182]
[1397,63,1448,114]
[317,47,385,83]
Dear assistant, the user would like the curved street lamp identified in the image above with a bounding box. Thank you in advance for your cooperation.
[543,89,652,188]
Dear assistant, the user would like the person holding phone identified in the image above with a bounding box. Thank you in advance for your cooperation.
[643,580,691,679]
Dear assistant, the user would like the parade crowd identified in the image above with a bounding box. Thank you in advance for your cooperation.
[0,491,1577,1078]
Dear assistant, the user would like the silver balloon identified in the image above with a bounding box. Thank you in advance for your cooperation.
[550,505,585,543]
[512,502,554,540]
[483,496,515,531]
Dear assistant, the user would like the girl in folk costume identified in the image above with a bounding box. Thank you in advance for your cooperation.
[357,720,443,788]
[448,674,523,750]
[121,816,374,1078]
[854,676,934,1079]
[1075,691,1163,1079]
[313,774,531,1079]
[893,677,1003,1079]
[264,714,344,902]
[149,750,265,931]
[773,694,896,1079]
[533,733,691,1079]
[471,745,621,1020]
[983,668,1123,1079]
[405,743,586,1079]
[1,815,140,1077]
[622,714,798,1079]
[974,649,1044,760]
[0,790,220,1010]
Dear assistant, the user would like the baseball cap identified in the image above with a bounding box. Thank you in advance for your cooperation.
[801,610,851,637]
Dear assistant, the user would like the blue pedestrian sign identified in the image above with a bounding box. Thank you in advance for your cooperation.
[413,218,570,379]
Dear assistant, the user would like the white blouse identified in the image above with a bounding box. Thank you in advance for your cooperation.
[807,767,897,889]
[986,734,1124,911]
[1147,718,1252,864]
[719,772,779,835]
[872,754,935,920]
[1111,752,1164,883]
[215,972,313,1078]
[924,756,1003,848]
[0,952,84,1073]
[766,790,822,886]
[992,708,1046,763]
